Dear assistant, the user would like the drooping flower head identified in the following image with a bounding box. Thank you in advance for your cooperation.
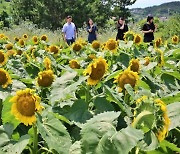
[11,88,42,126]
[0,68,12,88]
[43,57,52,70]
[0,50,8,66]
[132,96,170,142]
[84,57,108,85]
[124,31,135,42]
[156,49,164,67]
[154,38,163,48]
[144,57,150,66]
[114,69,139,92]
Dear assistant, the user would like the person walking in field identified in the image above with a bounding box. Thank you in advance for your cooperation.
[62,16,77,45]
[116,17,128,41]
[142,15,156,43]
[87,18,98,43]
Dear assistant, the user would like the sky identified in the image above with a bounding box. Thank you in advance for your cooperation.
[129,0,180,8]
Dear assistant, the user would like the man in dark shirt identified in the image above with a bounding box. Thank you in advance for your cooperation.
[142,15,156,43]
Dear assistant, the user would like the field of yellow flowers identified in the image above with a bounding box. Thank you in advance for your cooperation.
[0,32,180,154]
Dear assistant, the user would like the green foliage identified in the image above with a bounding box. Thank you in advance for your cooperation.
[36,113,72,154]
[10,0,136,29]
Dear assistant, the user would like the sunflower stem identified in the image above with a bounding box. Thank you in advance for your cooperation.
[33,124,38,154]
[85,85,90,104]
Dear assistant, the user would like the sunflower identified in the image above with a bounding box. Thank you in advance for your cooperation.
[172,35,179,44]
[133,34,142,45]
[105,39,118,53]
[5,43,13,50]
[88,54,96,60]
[23,34,28,40]
[128,59,140,73]
[14,37,19,42]
[37,70,55,87]
[133,97,170,142]
[41,35,48,42]
[0,33,6,39]
[124,31,135,42]
[69,59,80,69]
[154,38,163,48]
[156,49,164,67]
[76,38,87,46]
[0,50,8,66]
[16,50,23,55]
[144,57,150,66]
[72,42,82,52]
[43,57,51,70]
[10,88,42,126]
[84,57,108,85]
[49,45,59,55]
[32,36,39,45]
[0,68,12,88]
[18,39,25,47]
[101,42,106,51]
[114,69,139,92]
[6,50,16,57]
[155,99,170,142]
[92,40,101,50]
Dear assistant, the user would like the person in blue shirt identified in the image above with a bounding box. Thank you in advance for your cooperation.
[87,19,98,43]
[62,16,77,45]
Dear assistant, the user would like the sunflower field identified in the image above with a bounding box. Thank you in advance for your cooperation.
[0,32,180,154]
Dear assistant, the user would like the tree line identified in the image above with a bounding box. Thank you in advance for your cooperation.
[9,0,136,30]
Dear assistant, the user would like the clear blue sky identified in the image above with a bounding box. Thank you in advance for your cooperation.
[129,0,180,8]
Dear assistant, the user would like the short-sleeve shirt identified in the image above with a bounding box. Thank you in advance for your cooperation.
[62,22,76,40]
[142,23,155,42]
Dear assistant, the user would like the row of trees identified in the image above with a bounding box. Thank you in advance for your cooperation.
[10,0,136,30]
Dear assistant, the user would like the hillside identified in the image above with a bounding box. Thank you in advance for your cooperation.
[131,1,180,19]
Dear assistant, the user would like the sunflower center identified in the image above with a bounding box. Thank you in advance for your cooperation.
[0,71,8,85]
[17,95,36,116]
[130,62,139,72]
[50,46,59,54]
[135,36,140,43]
[173,37,177,42]
[0,52,5,63]
[119,73,136,89]
[107,42,116,50]
[38,74,53,87]
[90,62,105,80]
[73,44,81,51]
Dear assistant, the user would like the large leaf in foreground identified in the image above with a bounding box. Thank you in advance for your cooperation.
[80,111,143,154]
[167,102,180,130]
[0,124,29,154]
[36,113,72,154]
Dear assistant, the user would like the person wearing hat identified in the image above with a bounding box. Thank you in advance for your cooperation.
[62,16,77,45]
[142,15,156,43]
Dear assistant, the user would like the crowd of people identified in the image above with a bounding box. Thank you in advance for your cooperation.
[62,15,156,45]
